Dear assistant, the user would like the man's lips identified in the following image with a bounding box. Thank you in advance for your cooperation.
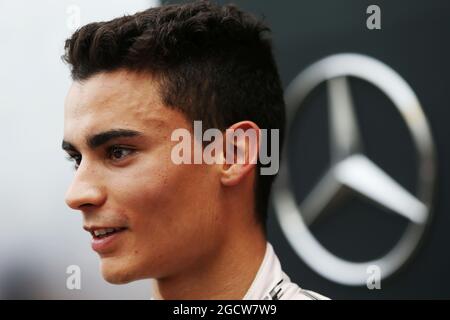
[84,226,128,238]
[84,225,128,237]
[83,225,129,253]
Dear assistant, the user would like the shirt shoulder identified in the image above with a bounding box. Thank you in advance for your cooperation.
[244,242,329,300]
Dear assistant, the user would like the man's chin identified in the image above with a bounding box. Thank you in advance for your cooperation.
[100,258,137,284]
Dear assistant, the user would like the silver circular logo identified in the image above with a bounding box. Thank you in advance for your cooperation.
[273,53,436,286]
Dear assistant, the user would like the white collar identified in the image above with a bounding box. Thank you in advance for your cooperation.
[243,242,328,300]
[243,242,289,299]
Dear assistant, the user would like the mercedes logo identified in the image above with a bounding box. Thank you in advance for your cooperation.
[273,53,437,286]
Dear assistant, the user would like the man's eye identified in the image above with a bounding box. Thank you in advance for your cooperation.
[107,146,135,161]
[66,154,81,170]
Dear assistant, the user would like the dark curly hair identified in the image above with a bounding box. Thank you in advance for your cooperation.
[62,0,285,230]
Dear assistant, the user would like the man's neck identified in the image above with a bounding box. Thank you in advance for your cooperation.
[152,226,267,300]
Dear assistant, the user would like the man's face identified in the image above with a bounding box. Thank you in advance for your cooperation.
[63,70,224,284]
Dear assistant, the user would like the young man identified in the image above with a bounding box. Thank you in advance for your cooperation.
[61,0,327,300]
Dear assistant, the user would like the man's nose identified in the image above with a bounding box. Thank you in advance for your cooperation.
[64,165,106,210]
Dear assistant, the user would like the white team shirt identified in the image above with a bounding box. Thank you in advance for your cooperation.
[244,242,328,300]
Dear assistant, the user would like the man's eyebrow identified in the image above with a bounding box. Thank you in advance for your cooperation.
[87,129,142,148]
[61,129,143,151]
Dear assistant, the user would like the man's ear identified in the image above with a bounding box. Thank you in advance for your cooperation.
[220,121,260,186]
